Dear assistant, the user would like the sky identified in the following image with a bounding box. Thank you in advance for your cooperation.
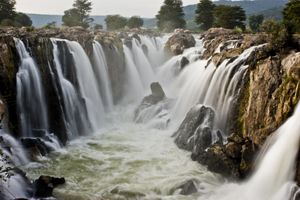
[15,0,199,18]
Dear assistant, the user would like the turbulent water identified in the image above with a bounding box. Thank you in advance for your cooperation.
[3,34,300,200]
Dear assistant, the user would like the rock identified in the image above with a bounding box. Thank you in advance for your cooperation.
[180,56,189,69]
[131,33,141,43]
[135,82,173,128]
[193,143,240,179]
[21,137,51,157]
[34,176,65,198]
[142,44,148,55]
[150,82,165,99]
[0,99,5,127]
[165,32,196,55]
[174,105,215,153]
[177,180,198,195]
[282,52,300,80]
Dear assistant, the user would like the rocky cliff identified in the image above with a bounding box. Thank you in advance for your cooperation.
[173,28,300,181]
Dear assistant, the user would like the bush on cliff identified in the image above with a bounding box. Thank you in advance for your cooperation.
[283,0,300,34]
[156,0,186,32]
[127,16,144,29]
[62,0,93,28]
[105,15,127,31]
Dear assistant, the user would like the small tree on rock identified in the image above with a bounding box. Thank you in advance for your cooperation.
[283,0,300,33]
[62,0,93,28]
[14,12,32,27]
[105,15,127,30]
[127,16,144,29]
[214,5,246,30]
[195,0,215,31]
[0,0,16,22]
[156,0,186,32]
[249,14,264,32]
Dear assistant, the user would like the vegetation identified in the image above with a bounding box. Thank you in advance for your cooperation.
[249,14,264,32]
[62,0,93,28]
[195,0,215,30]
[283,0,300,33]
[0,0,32,27]
[94,23,103,30]
[214,5,246,30]
[127,16,144,29]
[105,15,127,31]
[156,0,186,32]
[260,19,289,50]
[43,21,57,29]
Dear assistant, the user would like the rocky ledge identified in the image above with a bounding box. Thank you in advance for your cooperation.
[174,28,300,182]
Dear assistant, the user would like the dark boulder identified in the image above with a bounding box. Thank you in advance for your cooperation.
[177,180,198,195]
[33,175,65,198]
[180,56,190,69]
[21,137,51,157]
[174,105,215,154]
[165,32,196,55]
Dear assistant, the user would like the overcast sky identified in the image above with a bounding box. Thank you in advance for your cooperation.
[15,0,199,18]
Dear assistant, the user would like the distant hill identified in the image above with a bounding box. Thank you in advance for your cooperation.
[183,0,288,20]
[28,0,287,29]
[28,14,156,29]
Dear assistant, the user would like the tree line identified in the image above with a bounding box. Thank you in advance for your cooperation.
[0,0,32,27]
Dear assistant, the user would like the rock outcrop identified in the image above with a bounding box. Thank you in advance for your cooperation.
[135,82,174,129]
[165,30,196,55]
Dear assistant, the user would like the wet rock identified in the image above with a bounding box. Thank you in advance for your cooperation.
[180,56,189,69]
[177,180,198,195]
[21,137,51,157]
[142,44,148,55]
[282,52,300,80]
[34,175,65,198]
[135,82,173,128]
[174,105,214,153]
[165,32,196,55]
[131,33,141,43]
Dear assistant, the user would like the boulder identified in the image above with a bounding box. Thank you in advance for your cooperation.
[21,137,51,157]
[34,176,65,198]
[165,32,196,55]
[174,105,215,154]
[177,180,198,195]
[134,82,173,128]
[282,52,300,80]
[180,56,190,69]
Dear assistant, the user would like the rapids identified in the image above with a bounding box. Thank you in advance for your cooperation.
[3,33,300,200]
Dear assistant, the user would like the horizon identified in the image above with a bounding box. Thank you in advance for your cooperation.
[15,0,199,18]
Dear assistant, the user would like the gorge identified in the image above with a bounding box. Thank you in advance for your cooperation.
[0,27,300,200]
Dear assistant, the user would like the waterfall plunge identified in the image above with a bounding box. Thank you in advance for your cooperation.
[198,102,300,200]
[92,41,114,112]
[15,38,48,137]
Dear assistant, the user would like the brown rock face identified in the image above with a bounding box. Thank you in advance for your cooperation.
[165,31,196,55]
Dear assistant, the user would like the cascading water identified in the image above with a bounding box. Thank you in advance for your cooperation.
[15,38,48,137]
[64,40,105,131]
[196,102,300,200]
[6,33,298,200]
[51,38,91,137]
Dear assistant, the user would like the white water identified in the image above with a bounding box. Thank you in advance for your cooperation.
[65,40,105,131]
[15,38,48,137]
[92,41,114,112]
[51,39,90,137]
[6,34,300,200]
[196,102,300,200]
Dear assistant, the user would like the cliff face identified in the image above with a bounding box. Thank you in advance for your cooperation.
[0,27,126,142]
[174,28,300,181]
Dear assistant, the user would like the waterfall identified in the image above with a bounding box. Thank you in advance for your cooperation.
[64,40,105,131]
[123,44,145,102]
[198,102,300,200]
[92,41,114,112]
[50,39,90,138]
[0,130,29,199]
[15,38,48,137]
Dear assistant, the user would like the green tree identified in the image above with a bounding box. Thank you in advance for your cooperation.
[248,14,264,32]
[105,15,127,30]
[62,0,93,28]
[0,0,16,22]
[127,16,144,29]
[14,12,32,27]
[156,0,186,32]
[195,0,215,30]
[283,0,300,33]
[94,23,103,30]
[214,5,246,30]
[260,19,289,50]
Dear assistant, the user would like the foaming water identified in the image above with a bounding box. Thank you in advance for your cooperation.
[26,107,223,200]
